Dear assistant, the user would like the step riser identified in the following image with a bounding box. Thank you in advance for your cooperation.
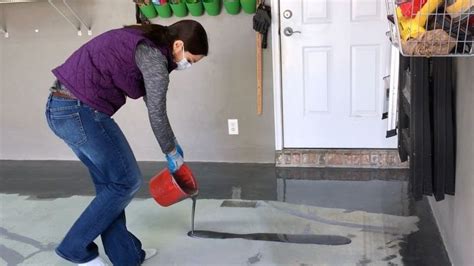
[276,149,408,169]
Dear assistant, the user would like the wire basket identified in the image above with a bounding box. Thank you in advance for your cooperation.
[386,0,474,57]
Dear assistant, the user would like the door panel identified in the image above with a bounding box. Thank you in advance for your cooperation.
[281,0,396,148]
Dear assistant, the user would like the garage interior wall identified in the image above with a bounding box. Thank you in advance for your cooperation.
[0,0,275,163]
[429,57,474,265]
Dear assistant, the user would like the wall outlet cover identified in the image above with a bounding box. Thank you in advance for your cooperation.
[228,119,239,135]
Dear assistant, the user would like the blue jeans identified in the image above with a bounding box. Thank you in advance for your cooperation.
[45,94,146,265]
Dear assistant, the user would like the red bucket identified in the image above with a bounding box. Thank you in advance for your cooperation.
[149,163,198,207]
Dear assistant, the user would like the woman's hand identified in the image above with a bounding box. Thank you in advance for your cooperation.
[166,149,184,173]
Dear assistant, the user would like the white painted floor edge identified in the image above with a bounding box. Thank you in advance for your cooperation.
[0,194,419,265]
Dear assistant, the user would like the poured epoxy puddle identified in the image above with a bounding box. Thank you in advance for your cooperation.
[220,200,257,208]
[187,230,352,245]
[189,199,351,245]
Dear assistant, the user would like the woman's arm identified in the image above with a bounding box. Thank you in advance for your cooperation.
[135,43,176,154]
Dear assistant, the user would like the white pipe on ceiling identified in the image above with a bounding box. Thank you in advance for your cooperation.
[0,0,92,37]
[0,6,7,37]
[0,0,48,4]
[62,0,91,35]
[47,0,81,36]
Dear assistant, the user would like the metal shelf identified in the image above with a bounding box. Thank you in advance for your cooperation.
[386,0,474,57]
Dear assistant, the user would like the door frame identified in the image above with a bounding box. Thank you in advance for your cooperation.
[271,0,284,151]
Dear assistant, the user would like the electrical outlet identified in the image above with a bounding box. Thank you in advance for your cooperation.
[228,119,239,135]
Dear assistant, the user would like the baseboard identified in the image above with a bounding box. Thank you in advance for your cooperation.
[428,197,454,265]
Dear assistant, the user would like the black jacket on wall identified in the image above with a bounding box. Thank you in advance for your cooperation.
[397,56,456,201]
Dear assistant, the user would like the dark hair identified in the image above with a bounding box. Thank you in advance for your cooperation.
[125,20,208,56]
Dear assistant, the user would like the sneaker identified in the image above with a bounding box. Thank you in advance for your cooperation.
[144,248,158,261]
[78,256,107,266]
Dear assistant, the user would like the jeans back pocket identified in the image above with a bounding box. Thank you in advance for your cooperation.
[49,112,87,146]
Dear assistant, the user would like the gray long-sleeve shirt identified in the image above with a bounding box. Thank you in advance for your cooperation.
[135,43,175,154]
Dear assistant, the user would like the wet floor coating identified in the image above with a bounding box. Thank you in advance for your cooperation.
[187,231,352,245]
[191,199,352,246]
[0,195,419,265]
[0,161,451,265]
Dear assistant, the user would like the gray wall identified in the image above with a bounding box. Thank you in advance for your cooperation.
[429,58,474,265]
[0,0,275,163]
[0,36,3,107]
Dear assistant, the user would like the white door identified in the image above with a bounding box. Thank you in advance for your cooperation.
[281,0,396,148]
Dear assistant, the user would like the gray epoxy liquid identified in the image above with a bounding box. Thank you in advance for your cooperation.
[189,198,351,245]
[191,195,197,235]
[187,230,352,245]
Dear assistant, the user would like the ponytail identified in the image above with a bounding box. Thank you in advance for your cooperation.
[125,20,208,56]
[125,24,170,48]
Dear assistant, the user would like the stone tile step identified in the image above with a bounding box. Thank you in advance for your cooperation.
[276,149,408,169]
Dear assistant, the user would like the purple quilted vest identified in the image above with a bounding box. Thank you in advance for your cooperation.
[52,28,176,116]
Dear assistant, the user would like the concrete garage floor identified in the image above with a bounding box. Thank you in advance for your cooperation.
[0,161,450,265]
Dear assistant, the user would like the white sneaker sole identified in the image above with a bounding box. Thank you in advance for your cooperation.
[144,248,158,261]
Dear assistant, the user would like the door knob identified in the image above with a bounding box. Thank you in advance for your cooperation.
[283,27,302,37]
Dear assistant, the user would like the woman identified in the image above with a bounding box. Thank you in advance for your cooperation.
[45,20,208,265]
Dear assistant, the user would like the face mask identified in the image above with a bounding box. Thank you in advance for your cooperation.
[176,46,192,71]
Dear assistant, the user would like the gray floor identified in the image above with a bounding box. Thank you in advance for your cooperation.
[0,161,450,265]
